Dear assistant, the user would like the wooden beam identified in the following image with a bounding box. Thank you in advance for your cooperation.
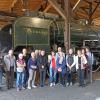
[64,0,71,52]
[48,0,66,20]
[90,1,100,18]
[84,0,91,4]
[35,0,47,11]
[11,0,17,8]
[72,0,83,12]
[80,7,89,15]
[43,4,52,13]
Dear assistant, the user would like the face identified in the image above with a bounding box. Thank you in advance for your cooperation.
[58,47,62,52]
[22,48,27,55]
[82,49,85,54]
[77,50,81,55]
[35,50,39,55]
[39,50,41,55]
[41,51,45,56]
[31,52,35,58]
[8,50,13,56]
[51,51,55,56]
[19,53,23,59]
[69,49,73,55]
[86,48,89,52]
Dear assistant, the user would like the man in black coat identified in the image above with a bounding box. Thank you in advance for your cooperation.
[37,50,48,87]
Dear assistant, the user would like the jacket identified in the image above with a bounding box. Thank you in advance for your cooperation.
[75,55,87,70]
[27,57,37,70]
[56,57,66,74]
[4,54,16,71]
[37,55,48,71]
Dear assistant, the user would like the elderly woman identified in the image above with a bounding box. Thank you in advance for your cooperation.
[27,52,37,89]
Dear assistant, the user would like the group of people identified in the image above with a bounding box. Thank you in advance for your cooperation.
[49,47,94,87]
[0,46,94,91]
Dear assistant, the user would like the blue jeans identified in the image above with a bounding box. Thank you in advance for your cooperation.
[16,71,24,89]
[77,69,85,86]
[49,68,56,83]
[40,70,46,87]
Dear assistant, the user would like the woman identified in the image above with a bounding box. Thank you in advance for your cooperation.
[56,52,66,87]
[16,53,26,91]
[49,51,57,87]
[66,48,76,86]
[76,50,87,87]
[27,52,37,89]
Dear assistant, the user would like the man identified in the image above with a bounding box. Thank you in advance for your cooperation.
[4,49,16,89]
[86,47,94,84]
[37,50,48,87]
[22,48,29,88]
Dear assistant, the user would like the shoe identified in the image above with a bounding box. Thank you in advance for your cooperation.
[70,82,72,86]
[22,87,26,90]
[27,87,31,90]
[50,83,53,87]
[66,83,70,86]
[53,83,55,86]
[32,85,37,88]
[17,88,20,91]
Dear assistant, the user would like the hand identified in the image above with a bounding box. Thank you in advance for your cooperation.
[42,65,44,69]
[58,68,62,72]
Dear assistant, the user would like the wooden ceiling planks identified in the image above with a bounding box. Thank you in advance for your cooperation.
[0,0,99,28]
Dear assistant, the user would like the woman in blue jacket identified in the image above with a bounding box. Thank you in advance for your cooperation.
[56,52,66,87]
[27,52,38,89]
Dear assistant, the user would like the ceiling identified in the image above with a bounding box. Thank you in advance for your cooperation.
[0,0,100,28]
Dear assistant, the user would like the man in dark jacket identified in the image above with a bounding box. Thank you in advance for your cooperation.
[37,50,48,87]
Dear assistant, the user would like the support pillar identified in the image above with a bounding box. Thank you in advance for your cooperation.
[64,0,71,53]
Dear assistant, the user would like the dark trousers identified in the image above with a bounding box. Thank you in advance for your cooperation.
[40,70,46,87]
[6,67,14,89]
[58,72,66,86]
[77,69,85,86]
[67,71,74,84]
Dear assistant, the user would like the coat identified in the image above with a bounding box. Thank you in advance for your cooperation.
[75,55,87,70]
[4,55,16,71]
[56,57,66,74]
[37,55,48,71]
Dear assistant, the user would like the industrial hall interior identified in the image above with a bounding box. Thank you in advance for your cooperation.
[0,0,100,100]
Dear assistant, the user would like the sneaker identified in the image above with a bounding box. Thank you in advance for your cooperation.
[17,88,20,91]
[66,83,70,86]
[27,87,31,90]
[50,83,53,87]
[53,83,55,86]
[32,85,37,88]
[22,87,25,90]
[70,82,72,86]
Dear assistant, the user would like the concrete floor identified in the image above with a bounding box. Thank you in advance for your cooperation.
[0,71,100,100]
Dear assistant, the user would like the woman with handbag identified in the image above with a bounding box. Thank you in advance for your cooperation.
[27,52,38,89]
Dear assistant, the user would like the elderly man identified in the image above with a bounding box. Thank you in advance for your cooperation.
[4,49,16,89]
